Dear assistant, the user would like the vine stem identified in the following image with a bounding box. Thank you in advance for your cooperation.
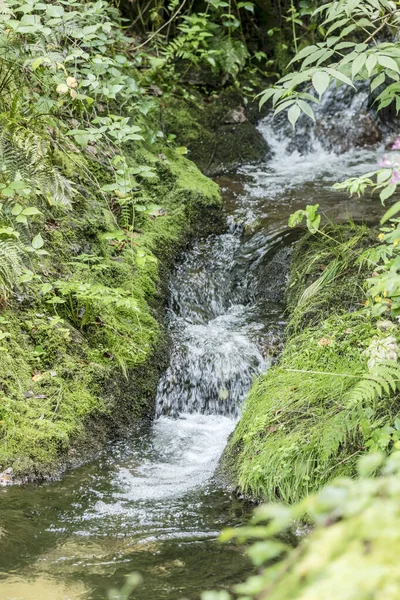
[291,0,298,55]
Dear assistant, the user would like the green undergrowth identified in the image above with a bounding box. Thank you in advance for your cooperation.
[224,224,400,503]
[263,469,400,599]
[0,145,221,478]
[217,451,400,600]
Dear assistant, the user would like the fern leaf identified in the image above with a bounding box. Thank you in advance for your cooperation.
[0,239,23,296]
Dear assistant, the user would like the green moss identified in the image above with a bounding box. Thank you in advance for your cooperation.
[223,225,399,503]
[0,143,222,478]
[161,88,269,174]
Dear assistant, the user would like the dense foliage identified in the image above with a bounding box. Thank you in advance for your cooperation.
[212,0,400,598]
[224,226,400,503]
[0,0,226,475]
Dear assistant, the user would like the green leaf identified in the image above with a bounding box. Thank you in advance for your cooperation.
[378,55,400,73]
[19,272,34,284]
[381,200,400,223]
[237,1,254,12]
[247,540,289,567]
[377,169,392,185]
[32,233,44,250]
[380,183,397,204]
[298,99,315,121]
[371,72,385,92]
[312,71,330,97]
[288,104,301,129]
[41,283,53,294]
[22,207,41,216]
[351,53,366,79]
[289,44,319,65]
[307,213,321,233]
[11,203,23,216]
[339,23,356,38]
[288,209,305,227]
[326,67,355,87]
[334,41,356,50]
[302,48,328,68]
[258,88,275,108]
[32,56,45,71]
[357,452,384,477]
[366,54,378,77]
[274,99,296,115]
[345,0,361,16]
[325,17,349,37]
[46,4,64,17]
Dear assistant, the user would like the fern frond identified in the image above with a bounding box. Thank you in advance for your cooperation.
[0,239,23,296]
[345,361,400,409]
[0,121,74,208]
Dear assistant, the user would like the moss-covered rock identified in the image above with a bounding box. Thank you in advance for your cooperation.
[0,145,222,480]
[222,225,400,503]
[161,88,269,175]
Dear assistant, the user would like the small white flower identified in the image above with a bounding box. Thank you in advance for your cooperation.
[364,336,400,371]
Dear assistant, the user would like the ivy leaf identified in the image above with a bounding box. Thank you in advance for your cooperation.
[312,71,330,97]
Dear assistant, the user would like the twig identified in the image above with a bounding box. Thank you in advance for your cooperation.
[130,0,188,52]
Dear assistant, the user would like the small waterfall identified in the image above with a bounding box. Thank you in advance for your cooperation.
[155,228,267,419]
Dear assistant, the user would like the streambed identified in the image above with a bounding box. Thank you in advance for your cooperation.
[0,110,387,600]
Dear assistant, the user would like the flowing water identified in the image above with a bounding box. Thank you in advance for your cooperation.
[0,93,393,600]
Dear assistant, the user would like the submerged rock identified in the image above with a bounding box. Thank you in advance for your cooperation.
[315,110,382,153]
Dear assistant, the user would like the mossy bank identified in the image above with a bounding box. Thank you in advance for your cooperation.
[0,144,221,480]
[223,224,400,503]
[161,87,269,176]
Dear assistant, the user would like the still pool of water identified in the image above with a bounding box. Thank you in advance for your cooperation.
[0,99,392,599]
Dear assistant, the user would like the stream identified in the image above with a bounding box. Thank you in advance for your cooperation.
[0,93,390,599]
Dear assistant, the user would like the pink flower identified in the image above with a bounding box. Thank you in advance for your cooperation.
[379,157,393,168]
[392,138,400,150]
[391,169,400,184]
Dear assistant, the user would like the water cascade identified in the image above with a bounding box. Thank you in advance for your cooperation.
[0,89,389,599]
